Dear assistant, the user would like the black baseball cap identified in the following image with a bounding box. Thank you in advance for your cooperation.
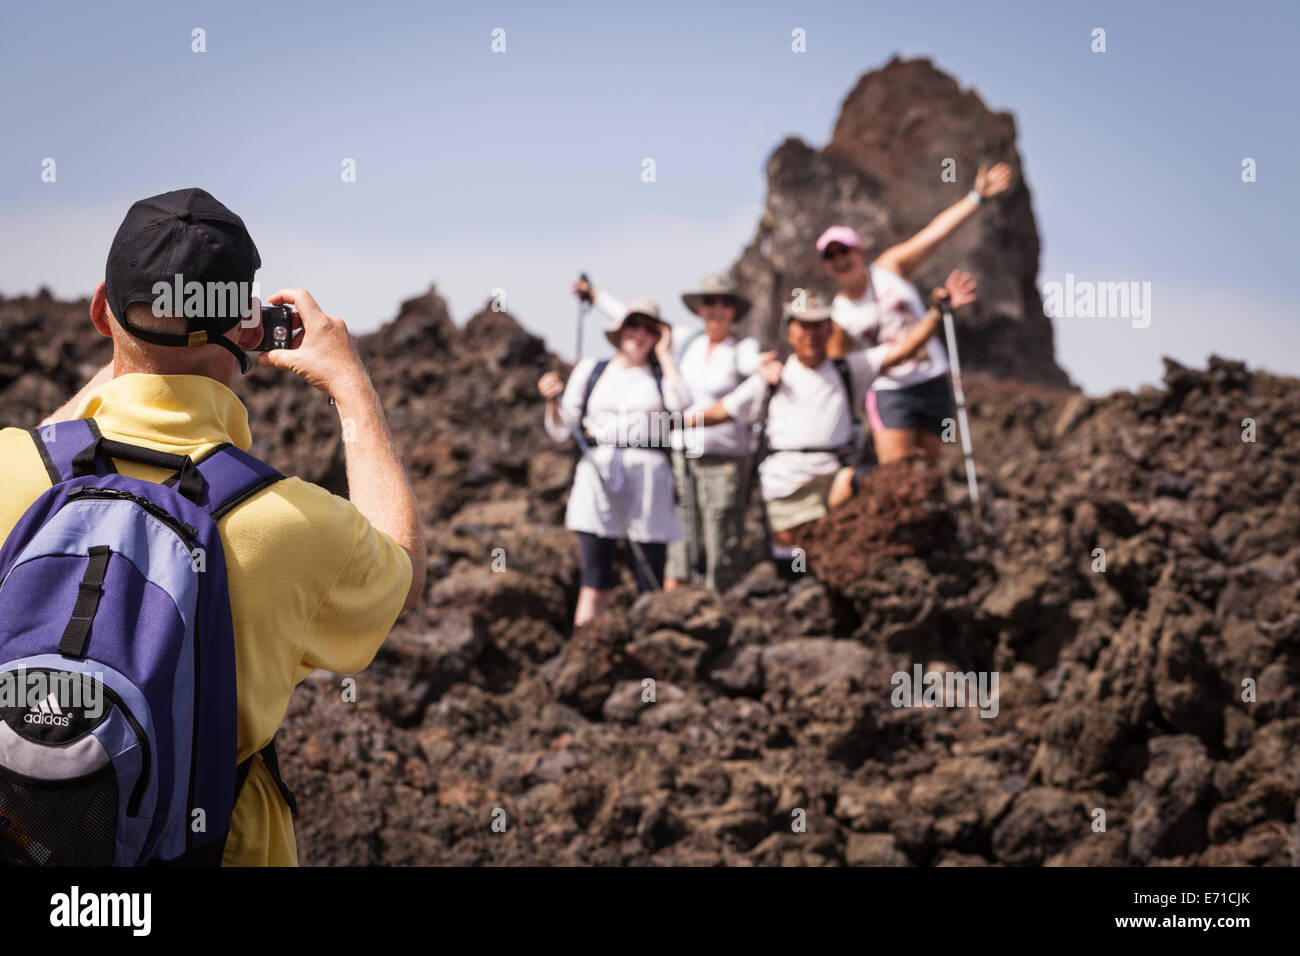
[104,187,261,373]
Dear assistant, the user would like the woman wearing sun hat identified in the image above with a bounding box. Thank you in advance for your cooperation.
[537,297,690,626]
[578,273,768,592]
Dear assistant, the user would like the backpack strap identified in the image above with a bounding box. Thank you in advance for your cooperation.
[28,419,113,485]
[234,739,298,817]
[648,356,664,404]
[580,358,611,425]
[188,443,286,519]
[677,328,705,365]
[832,357,859,428]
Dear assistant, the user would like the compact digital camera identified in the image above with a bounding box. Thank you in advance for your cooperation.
[251,302,297,352]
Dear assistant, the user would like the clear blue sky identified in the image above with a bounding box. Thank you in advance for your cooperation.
[1,0,1295,394]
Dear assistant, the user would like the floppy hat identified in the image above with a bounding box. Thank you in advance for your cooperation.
[780,293,835,334]
[605,298,667,348]
[815,225,863,254]
[681,273,751,321]
[105,187,261,373]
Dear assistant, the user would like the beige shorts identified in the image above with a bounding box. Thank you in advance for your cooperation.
[764,466,853,534]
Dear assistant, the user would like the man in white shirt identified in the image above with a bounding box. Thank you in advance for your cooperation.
[688,275,976,565]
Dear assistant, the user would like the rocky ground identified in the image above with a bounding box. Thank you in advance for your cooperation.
[2,286,1297,866]
[278,291,1298,866]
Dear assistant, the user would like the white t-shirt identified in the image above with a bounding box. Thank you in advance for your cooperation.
[721,346,889,501]
[545,356,688,543]
[593,289,762,456]
[831,263,948,390]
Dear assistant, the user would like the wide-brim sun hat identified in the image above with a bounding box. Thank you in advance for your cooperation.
[681,272,751,321]
[605,297,668,348]
[780,292,835,335]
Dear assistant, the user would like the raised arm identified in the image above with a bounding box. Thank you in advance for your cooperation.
[260,289,425,614]
[875,163,1013,280]
[572,276,626,323]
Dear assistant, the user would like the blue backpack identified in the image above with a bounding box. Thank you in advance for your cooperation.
[0,419,291,866]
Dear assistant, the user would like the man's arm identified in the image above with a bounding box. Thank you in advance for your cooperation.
[259,289,426,614]
[41,362,113,425]
[686,401,732,428]
[687,360,780,428]
[875,163,1014,280]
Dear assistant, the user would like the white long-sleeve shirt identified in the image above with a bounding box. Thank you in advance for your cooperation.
[545,355,688,543]
[593,289,762,456]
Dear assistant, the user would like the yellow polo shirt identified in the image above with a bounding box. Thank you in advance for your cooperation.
[0,374,412,866]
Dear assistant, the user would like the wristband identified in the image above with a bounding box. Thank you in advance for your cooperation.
[968,189,983,206]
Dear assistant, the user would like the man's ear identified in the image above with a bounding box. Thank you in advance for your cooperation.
[90,282,113,338]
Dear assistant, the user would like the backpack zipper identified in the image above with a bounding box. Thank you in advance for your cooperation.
[66,486,199,544]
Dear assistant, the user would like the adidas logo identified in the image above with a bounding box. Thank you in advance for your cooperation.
[23,693,71,727]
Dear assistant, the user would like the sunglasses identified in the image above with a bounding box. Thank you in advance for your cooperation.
[821,245,854,261]
[699,296,735,308]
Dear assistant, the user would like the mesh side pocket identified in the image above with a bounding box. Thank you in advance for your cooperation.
[0,762,118,866]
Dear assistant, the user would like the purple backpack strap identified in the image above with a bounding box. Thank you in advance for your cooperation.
[28,423,283,517]
[27,419,110,484]
[191,443,285,519]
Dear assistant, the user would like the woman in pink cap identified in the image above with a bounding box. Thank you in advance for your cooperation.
[818,162,1013,467]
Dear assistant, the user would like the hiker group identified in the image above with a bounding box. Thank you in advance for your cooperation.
[538,163,1014,626]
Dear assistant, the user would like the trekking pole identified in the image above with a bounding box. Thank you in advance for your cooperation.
[680,453,702,587]
[941,306,981,521]
[576,271,592,359]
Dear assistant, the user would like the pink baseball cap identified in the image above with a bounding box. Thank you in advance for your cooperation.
[815,225,863,253]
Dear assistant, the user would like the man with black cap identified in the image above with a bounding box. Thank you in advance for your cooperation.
[0,187,425,865]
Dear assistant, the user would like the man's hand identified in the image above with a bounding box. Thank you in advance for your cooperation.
[758,355,783,385]
[258,289,368,398]
[571,277,595,302]
[974,163,1014,200]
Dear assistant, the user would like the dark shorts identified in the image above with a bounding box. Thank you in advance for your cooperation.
[577,532,667,592]
[867,376,954,435]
